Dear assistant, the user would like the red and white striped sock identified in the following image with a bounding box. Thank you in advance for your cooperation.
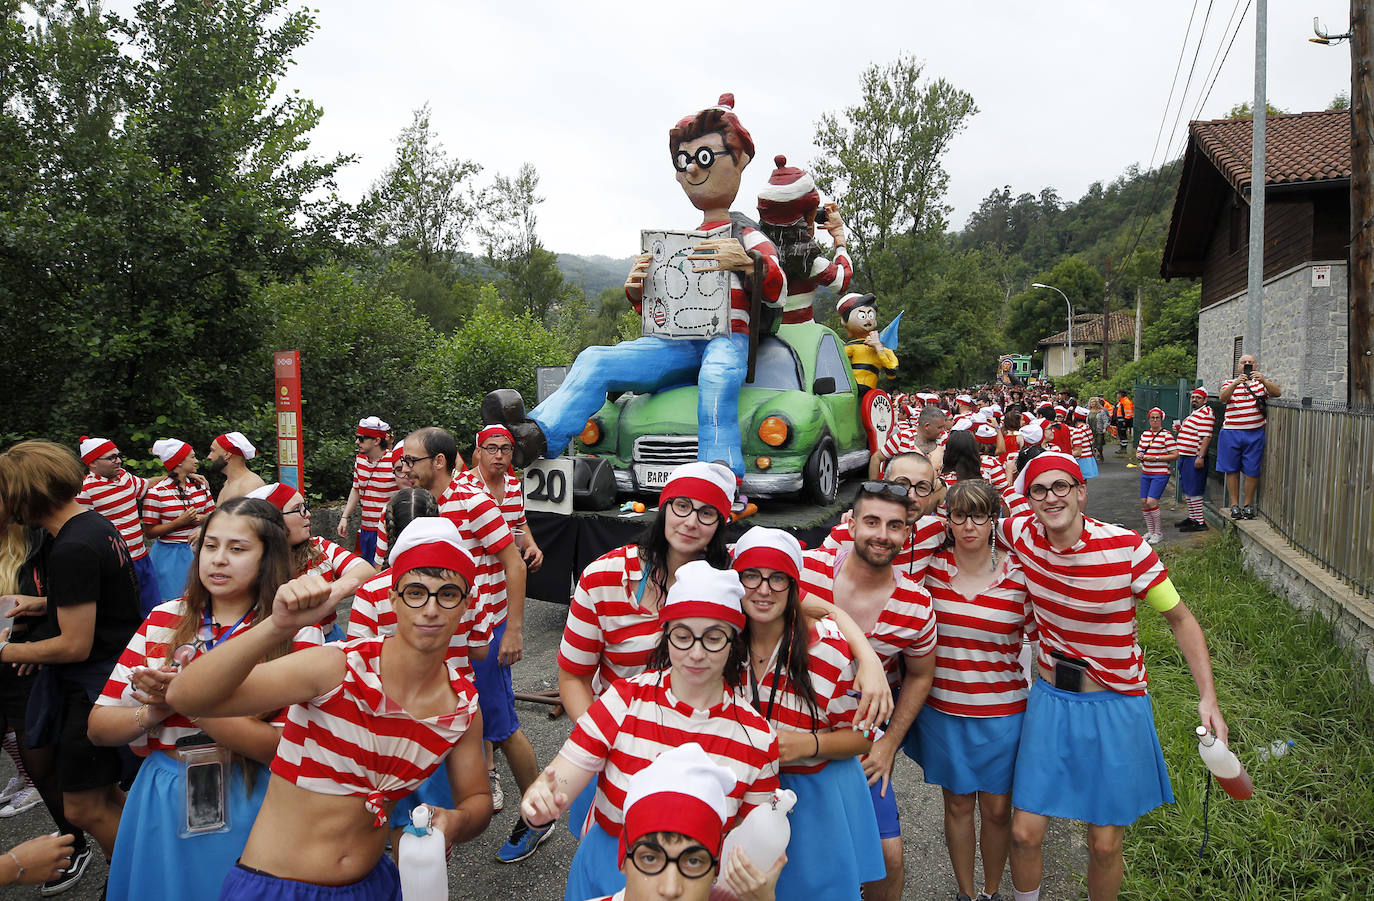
[1186,496,1205,523]
[2,730,30,786]
[1143,507,1162,536]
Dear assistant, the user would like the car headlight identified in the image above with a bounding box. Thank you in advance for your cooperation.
[579,418,602,447]
[758,416,789,448]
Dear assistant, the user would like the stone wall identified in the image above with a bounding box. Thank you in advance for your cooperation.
[1197,260,1348,401]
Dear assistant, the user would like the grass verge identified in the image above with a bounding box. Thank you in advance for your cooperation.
[1120,532,1374,900]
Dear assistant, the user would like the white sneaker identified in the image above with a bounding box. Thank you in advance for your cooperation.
[0,775,24,806]
[488,769,504,812]
[0,786,42,817]
[1145,532,1161,545]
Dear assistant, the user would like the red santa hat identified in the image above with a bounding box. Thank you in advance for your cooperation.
[1013,451,1084,497]
[389,517,477,588]
[659,462,736,520]
[78,436,117,465]
[619,743,735,860]
[836,292,876,322]
[476,425,514,447]
[730,526,802,582]
[356,416,389,439]
[246,482,297,511]
[214,431,256,461]
[658,560,745,631]
[150,439,192,471]
[756,155,821,226]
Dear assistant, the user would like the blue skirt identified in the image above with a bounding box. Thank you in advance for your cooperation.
[563,821,622,901]
[905,706,1023,796]
[1012,680,1174,826]
[389,764,454,828]
[220,855,399,900]
[1077,455,1099,479]
[107,750,268,901]
[776,757,885,900]
[149,539,195,602]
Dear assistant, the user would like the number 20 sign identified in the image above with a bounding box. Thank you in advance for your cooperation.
[523,458,574,515]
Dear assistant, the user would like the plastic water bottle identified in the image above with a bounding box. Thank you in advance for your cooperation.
[398,804,447,901]
[1195,726,1253,800]
[718,788,796,871]
[1256,738,1295,762]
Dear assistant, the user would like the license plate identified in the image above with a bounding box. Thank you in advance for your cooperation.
[634,465,676,490]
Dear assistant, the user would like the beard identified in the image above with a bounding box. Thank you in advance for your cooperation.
[855,535,901,568]
[206,457,228,474]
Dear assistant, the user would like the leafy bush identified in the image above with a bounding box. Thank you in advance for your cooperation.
[1059,344,1197,401]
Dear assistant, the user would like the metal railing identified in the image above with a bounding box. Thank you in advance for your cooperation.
[1256,399,1374,597]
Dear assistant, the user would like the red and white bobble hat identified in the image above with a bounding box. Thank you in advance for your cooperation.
[389,517,477,588]
[836,292,876,322]
[1074,405,1090,421]
[658,560,745,631]
[150,439,192,471]
[619,743,736,860]
[1191,386,1209,400]
[476,424,514,447]
[1148,407,1166,419]
[955,394,974,408]
[78,436,117,466]
[756,155,821,226]
[974,423,1000,447]
[659,461,737,520]
[730,526,802,582]
[1018,421,1045,447]
[356,416,389,439]
[950,415,973,432]
[246,482,297,511]
[1014,450,1085,497]
[214,431,256,461]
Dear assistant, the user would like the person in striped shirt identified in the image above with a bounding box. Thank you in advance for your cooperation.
[520,561,780,901]
[167,518,493,900]
[336,416,400,565]
[755,154,851,327]
[143,439,215,603]
[733,527,883,900]
[77,436,162,616]
[1070,406,1097,480]
[89,497,325,901]
[459,425,543,574]
[903,480,1032,901]
[1001,452,1229,901]
[1173,387,1215,532]
[1217,353,1281,520]
[1134,408,1178,545]
[205,432,265,504]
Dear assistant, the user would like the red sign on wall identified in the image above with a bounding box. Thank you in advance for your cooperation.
[274,350,305,490]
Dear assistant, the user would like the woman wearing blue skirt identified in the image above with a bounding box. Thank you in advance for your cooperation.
[89,497,323,901]
[733,527,884,900]
[142,439,215,602]
[902,481,1033,901]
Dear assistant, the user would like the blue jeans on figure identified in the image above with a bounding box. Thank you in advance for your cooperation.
[530,333,749,476]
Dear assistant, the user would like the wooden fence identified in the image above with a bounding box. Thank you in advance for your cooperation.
[1257,400,1374,597]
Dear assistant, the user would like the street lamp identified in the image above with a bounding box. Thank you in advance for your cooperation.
[1031,283,1073,375]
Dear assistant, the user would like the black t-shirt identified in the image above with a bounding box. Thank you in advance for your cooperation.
[44,511,142,665]
[11,529,56,643]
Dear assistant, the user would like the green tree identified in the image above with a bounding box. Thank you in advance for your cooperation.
[478,162,572,323]
[1006,257,1104,348]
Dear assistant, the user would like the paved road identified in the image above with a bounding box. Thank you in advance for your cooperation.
[0,450,1206,900]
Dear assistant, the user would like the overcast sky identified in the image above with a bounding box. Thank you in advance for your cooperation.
[189,2,1358,258]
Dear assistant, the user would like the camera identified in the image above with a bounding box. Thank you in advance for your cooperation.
[814,206,828,227]
[1242,362,1254,377]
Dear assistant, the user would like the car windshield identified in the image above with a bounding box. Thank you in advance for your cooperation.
[744,336,802,391]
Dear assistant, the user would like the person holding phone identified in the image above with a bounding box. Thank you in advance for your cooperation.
[1217,353,1281,520]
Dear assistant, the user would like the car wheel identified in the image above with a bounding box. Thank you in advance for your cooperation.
[804,437,838,506]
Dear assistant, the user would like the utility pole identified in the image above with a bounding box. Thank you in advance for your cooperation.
[1353,0,1374,405]
[1134,286,1143,361]
[1102,257,1112,379]
[1246,0,1267,362]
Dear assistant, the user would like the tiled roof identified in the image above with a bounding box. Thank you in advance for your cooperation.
[1189,109,1351,196]
[1036,311,1135,347]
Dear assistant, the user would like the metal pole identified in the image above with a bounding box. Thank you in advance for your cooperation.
[1135,286,1143,361]
[1102,257,1112,379]
[1247,0,1267,359]
[1353,0,1374,405]
[1031,283,1073,376]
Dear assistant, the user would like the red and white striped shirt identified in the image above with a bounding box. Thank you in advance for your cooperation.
[922,550,1033,717]
[1000,513,1168,695]
[452,469,526,531]
[1071,423,1093,458]
[141,478,214,543]
[271,637,480,826]
[1221,378,1268,430]
[881,421,918,460]
[743,617,858,774]
[979,459,1030,517]
[438,474,515,632]
[299,536,366,631]
[781,247,852,324]
[351,452,400,532]
[96,599,324,755]
[1175,404,1216,456]
[628,220,785,336]
[557,544,660,694]
[560,670,779,838]
[78,469,150,560]
[814,513,945,585]
[1136,429,1176,476]
[799,547,938,689]
[346,569,482,678]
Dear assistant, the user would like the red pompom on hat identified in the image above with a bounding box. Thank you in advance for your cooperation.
[389,517,477,588]
[730,526,802,582]
[619,743,735,861]
[78,436,117,465]
[150,439,191,471]
[1013,451,1084,497]
[757,155,821,226]
[214,431,256,460]
[246,482,297,511]
[658,560,745,631]
[659,461,736,520]
[674,93,755,161]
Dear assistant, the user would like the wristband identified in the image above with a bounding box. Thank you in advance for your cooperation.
[135,704,151,733]
[813,733,820,758]
[8,850,23,881]
[0,640,7,663]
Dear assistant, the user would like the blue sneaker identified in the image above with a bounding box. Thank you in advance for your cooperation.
[496,818,554,863]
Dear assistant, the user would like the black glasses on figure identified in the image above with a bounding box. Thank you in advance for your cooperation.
[947,510,994,525]
[672,145,732,172]
[626,840,716,879]
[397,582,468,609]
[739,569,792,592]
[480,443,514,457]
[1027,479,1079,501]
[283,503,309,518]
[399,454,435,469]
[888,476,935,497]
[666,625,732,653]
[666,496,721,526]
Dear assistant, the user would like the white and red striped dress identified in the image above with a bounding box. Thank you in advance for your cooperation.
[1136,429,1176,476]
[437,474,515,635]
[271,637,480,826]
[557,545,660,695]
[999,513,1169,695]
[782,247,852,324]
[78,469,151,561]
[452,469,526,532]
[1221,378,1268,430]
[1176,404,1217,456]
[142,478,214,543]
[813,513,945,585]
[560,670,780,838]
[351,451,400,533]
[922,550,1033,717]
[347,569,482,678]
[1071,423,1093,459]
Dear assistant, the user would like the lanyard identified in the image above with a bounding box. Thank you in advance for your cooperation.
[201,603,255,653]
[748,640,787,725]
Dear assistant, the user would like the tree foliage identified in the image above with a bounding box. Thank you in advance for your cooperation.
[1006,258,1104,349]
